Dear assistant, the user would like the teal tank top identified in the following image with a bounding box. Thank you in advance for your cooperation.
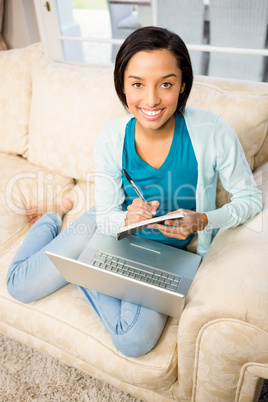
[122,114,198,249]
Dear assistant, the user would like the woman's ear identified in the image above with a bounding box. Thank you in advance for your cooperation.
[180,83,186,94]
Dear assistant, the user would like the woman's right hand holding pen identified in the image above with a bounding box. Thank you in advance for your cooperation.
[125,199,159,226]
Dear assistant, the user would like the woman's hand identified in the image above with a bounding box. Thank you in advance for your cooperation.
[125,199,159,226]
[147,209,208,240]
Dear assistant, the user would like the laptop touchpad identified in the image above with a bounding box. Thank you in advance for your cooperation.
[128,237,162,265]
[130,240,161,254]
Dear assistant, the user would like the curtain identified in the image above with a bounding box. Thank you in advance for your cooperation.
[0,0,7,50]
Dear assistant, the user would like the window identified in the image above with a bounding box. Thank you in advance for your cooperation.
[33,0,268,81]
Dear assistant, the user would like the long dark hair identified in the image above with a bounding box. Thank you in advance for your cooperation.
[114,26,193,114]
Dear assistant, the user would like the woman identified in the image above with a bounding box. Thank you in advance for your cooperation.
[6,27,262,358]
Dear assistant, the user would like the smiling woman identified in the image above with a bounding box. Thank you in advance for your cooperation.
[6,26,262,362]
[96,25,261,251]
[123,50,184,136]
[122,50,184,171]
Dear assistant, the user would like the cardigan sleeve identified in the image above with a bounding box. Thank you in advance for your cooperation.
[205,115,263,229]
[94,118,129,236]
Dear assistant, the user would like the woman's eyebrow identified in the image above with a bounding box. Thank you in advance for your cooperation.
[162,73,177,79]
[127,73,177,79]
[127,75,142,79]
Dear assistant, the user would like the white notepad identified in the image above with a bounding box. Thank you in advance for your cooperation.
[117,211,186,240]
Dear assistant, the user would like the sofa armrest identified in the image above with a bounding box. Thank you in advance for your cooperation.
[174,164,268,400]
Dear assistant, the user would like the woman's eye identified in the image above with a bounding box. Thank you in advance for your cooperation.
[133,83,143,88]
[161,82,172,88]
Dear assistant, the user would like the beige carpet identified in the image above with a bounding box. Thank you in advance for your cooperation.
[1,332,267,401]
[0,333,143,401]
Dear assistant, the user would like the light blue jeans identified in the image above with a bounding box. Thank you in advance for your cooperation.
[6,208,168,357]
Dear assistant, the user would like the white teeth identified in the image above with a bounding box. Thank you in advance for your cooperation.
[141,109,162,116]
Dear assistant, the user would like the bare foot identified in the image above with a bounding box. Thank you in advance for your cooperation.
[26,198,73,224]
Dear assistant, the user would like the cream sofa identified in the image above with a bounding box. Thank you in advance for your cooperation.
[0,43,268,401]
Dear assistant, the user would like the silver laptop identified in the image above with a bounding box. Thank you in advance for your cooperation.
[46,232,201,318]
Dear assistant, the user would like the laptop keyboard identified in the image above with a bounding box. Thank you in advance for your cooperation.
[92,251,181,292]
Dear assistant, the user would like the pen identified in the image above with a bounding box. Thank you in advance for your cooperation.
[122,169,148,205]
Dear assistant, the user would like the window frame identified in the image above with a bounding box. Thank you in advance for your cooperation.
[33,0,268,65]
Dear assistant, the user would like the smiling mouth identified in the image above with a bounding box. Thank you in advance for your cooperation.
[140,108,165,117]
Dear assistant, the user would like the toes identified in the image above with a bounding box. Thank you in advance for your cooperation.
[62,198,73,214]
[29,215,41,224]
[26,206,38,217]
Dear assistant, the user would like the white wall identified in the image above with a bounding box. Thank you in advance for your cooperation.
[3,0,40,49]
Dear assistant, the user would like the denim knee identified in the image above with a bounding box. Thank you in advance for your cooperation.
[112,331,159,358]
[110,309,168,358]
[6,266,34,303]
[6,256,68,304]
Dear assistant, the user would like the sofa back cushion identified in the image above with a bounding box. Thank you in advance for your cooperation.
[0,45,35,156]
[188,75,268,171]
[28,47,268,181]
[28,51,126,180]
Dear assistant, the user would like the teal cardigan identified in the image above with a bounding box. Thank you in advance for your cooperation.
[94,107,262,258]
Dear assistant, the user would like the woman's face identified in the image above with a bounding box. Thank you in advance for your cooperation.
[123,49,185,133]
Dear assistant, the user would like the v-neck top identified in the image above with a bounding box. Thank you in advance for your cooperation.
[94,108,262,257]
[122,114,198,248]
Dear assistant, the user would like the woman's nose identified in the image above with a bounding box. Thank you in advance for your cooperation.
[145,88,160,107]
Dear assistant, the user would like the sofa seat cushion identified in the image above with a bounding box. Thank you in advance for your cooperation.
[189,75,268,171]
[0,240,179,393]
[0,153,74,256]
[0,44,40,157]
[28,50,126,181]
